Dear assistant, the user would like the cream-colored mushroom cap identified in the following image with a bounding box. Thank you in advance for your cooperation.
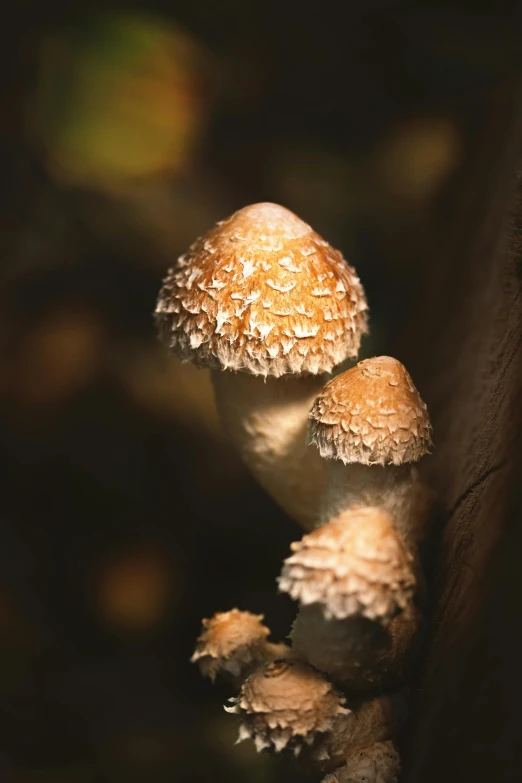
[309,356,432,465]
[279,507,415,621]
[191,608,269,681]
[155,203,368,377]
[225,659,349,753]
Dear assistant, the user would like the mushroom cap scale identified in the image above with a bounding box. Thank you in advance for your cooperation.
[155,203,368,377]
[279,507,415,622]
[309,356,432,465]
[191,608,270,681]
[226,659,349,753]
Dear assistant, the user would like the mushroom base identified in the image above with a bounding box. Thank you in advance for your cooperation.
[320,741,400,783]
[291,603,423,689]
[314,695,397,770]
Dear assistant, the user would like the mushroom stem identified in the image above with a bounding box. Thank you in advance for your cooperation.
[212,369,327,530]
[316,466,431,602]
[321,740,400,783]
[315,695,397,770]
[291,603,423,689]
[317,462,420,551]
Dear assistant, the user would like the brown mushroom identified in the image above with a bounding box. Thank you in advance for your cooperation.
[226,658,349,754]
[225,658,396,764]
[155,202,368,529]
[191,608,289,683]
[308,356,432,550]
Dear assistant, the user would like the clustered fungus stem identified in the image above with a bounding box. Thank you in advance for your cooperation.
[211,370,327,528]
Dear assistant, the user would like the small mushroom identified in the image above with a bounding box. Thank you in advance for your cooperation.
[191,608,289,683]
[290,603,423,689]
[308,356,432,550]
[226,658,349,754]
[225,658,396,765]
[155,202,368,529]
[279,508,415,622]
[321,741,400,783]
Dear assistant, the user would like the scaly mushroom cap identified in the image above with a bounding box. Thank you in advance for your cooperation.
[191,608,270,681]
[155,203,368,377]
[279,507,415,621]
[226,659,349,753]
[322,741,400,783]
[309,356,432,465]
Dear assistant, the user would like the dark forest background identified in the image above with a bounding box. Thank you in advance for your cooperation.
[1,3,522,782]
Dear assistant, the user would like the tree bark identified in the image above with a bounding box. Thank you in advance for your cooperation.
[400,84,522,782]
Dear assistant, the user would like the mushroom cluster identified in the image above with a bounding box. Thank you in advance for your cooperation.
[155,203,433,781]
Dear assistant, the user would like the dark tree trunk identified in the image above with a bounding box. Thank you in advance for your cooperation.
[400,85,522,782]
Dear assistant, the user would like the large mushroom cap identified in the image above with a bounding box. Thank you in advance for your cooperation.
[309,356,432,465]
[191,608,270,681]
[155,203,368,377]
[279,507,415,622]
[226,658,349,753]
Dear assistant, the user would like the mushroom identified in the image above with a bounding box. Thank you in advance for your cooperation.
[279,508,422,690]
[321,741,400,783]
[308,356,432,550]
[155,202,368,529]
[279,508,415,623]
[226,658,397,766]
[226,658,349,754]
[191,608,289,683]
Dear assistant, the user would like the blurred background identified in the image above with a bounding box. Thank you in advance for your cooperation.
[1,2,522,781]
